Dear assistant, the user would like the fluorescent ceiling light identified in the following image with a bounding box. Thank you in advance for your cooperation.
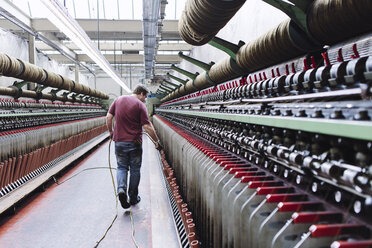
[39,0,131,93]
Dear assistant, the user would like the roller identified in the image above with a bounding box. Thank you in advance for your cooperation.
[0,52,109,99]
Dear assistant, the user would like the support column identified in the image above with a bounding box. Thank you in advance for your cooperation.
[28,34,36,90]
[75,63,79,83]
[129,64,132,90]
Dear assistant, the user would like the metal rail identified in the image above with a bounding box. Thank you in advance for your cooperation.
[156,109,372,141]
[0,110,105,117]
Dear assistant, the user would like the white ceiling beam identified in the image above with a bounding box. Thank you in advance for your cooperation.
[0,0,89,69]
[155,54,182,63]
[36,41,192,51]
[2,19,179,33]
[0,0,31,30]
[0,18,181,40]
[39,32,77,60]
[77,54,144,63]
[162,20,179,32]
[48,54,181,64]
[158,43,192,51]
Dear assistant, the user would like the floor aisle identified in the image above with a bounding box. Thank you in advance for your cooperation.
[0,136,179,248]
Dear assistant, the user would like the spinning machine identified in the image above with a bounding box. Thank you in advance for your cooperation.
[154,0,372,247]
[0,53,109,214]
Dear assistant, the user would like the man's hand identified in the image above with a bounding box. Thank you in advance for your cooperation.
[109,130,113,139]
[143,123,161,150]
[155,140,163,151]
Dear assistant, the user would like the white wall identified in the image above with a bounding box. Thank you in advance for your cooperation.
[172,0,288,81]
[92,77,122,99]
[94,75,149,99]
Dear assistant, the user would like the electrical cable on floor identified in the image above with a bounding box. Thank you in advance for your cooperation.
[52,167,117,185]
[51,138,144,248]
[93,139,120,248]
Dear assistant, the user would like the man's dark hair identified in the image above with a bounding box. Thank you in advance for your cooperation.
[133,85,149,95]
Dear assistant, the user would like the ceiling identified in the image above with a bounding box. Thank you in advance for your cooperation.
[0,0,191,82]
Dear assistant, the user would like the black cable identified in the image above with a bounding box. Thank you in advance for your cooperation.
[51,137,160,247]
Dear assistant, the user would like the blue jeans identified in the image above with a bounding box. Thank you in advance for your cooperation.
[115,141,143,198]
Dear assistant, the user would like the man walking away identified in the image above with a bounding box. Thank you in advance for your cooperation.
[106,85,160,209]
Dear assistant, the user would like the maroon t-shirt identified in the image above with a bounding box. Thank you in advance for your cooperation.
[108,95,151,142]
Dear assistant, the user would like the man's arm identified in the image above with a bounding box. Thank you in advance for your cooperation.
[106,112,114,139]
[143,123,161,149]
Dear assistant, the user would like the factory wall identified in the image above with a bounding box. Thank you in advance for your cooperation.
[172,0,288,82]
[0,28,93,87]
[96,76,159,99]
[93,77,123,99]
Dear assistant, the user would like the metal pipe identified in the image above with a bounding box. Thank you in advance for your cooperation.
[163,80,180,88]
[178,52,213,71]
[167,73,188,85]
[159,85,173,93]
[171,64,199,80]
[161,85,176,92]
[207,37,244,61]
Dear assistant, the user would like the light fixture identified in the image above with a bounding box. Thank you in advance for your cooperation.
[39,0,131,93]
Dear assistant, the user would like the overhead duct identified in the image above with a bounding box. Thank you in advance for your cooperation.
[143,0,167,80]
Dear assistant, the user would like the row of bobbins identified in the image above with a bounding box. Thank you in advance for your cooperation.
[216,55,372,102]
[159,149,200,248]
[173,53,372,105]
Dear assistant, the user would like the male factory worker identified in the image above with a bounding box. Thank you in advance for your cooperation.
[106,85,161,209]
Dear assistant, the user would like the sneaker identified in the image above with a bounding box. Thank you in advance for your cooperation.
[118,189,130,209]
[130,195,141,206]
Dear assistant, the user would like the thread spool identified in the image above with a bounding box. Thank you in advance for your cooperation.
[190,240,200,248]
[5,56,22,77]
[62,77,74,92]
[18,61,46,83]
[0,53,108,99]
[185,211,193,221]
[188,223,196,234]
[308,0,372,44]
[186,218,194,225]
[179,0,246,46]
[209,57,240,83]
[82,84,91,95]
[45,71,64,88]
[187,232,197,243]
[236,19,304,73]
[73,82,84,94]
[0,53,12,75]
